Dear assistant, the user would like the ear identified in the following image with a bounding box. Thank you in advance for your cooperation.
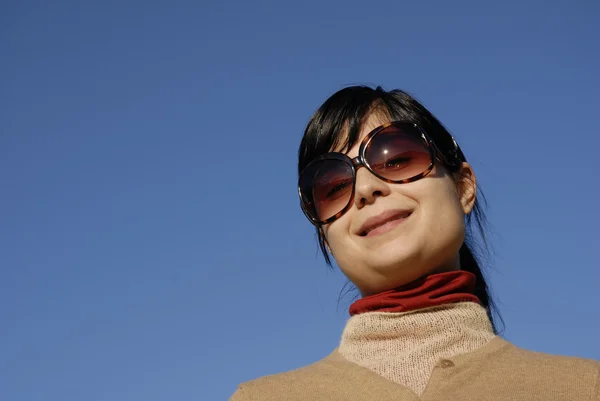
[457,162,477,214]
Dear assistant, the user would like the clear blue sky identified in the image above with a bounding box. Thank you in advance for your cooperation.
[1,1,599,400]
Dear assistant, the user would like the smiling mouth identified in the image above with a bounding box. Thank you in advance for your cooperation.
[359,211,412,237]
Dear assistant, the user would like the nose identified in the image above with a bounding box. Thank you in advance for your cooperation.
[353,167,392,208]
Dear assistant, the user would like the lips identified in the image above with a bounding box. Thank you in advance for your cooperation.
[358,209,412,237]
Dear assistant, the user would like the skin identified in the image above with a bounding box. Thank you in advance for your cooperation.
[322,113,477,296]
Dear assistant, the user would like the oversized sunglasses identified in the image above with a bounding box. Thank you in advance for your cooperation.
[298,121,461,225]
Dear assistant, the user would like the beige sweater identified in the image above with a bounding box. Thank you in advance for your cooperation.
[231,303,600,401]
[338,302,496,395]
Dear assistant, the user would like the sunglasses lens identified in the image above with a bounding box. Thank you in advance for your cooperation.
[365,124,432,181]
[299,159,354,223]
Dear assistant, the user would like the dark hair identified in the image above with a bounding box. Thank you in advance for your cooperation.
[298,85,503,333]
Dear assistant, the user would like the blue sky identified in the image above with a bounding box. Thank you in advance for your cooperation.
[1,0,599,400]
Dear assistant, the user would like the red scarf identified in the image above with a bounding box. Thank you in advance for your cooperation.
[349,270,480,316]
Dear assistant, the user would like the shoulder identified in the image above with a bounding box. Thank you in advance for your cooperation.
[499,338,599,372]
[479,338,600,398]
[229,351,341,401]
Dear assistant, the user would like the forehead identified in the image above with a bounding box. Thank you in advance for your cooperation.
[334,113,391,155]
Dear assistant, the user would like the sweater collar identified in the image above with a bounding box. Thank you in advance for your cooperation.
[349,270,480,316]
[339,300,496,395]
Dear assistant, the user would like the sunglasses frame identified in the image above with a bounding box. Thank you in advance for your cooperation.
[298,121,441,226]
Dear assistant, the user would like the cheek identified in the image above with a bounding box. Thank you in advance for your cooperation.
[419,182,466,245]
[322,216,356,258]
[324,224,367,287]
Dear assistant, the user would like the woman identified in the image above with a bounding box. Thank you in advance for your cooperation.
[230,86,599,401]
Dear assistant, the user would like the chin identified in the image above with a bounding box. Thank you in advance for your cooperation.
[368,254,428,289]
[366,243,461,294]
[368,238,419,269]
[360,270,425,296]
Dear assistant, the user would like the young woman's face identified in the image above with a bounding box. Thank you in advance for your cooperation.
[322,114,477,296]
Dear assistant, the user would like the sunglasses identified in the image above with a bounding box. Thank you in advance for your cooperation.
[298,121,462,226]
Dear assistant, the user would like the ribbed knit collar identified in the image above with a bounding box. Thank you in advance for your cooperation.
[349,270,480,316]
